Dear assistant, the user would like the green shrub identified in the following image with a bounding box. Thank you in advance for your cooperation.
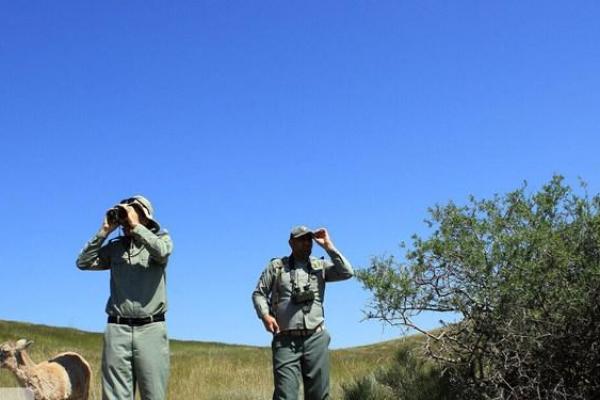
[343,347,457,400]
[357,176,600,399]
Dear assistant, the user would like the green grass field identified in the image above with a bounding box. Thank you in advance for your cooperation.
[0,320,420,399]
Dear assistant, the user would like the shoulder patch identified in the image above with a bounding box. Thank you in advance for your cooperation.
[309,257,325,270]
[271,256,289,270]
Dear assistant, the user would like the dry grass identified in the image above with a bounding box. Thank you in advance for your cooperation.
[0,320,418,399]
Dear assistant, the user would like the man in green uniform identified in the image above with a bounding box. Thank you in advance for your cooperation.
[252,226,354,400]
[76,196,173,400]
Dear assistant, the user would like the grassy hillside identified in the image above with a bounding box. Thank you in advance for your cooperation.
[0,320,421,399]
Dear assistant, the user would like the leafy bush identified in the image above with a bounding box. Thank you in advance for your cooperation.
[357,176,600,399]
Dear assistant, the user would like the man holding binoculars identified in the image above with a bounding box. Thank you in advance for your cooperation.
[76,195,173,400]
[252,226,354,400]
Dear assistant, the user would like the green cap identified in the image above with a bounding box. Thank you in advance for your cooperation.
[290,225,314,239]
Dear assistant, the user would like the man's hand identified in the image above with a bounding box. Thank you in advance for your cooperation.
[125,205,141,228]
[262,314,280,334]
[313,228,336,252]
[99,214,118,237]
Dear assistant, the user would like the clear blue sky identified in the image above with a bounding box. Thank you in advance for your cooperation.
[1,1,599,348]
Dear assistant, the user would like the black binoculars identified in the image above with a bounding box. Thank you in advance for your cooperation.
[106,206,128,226]
[291,285,315,305]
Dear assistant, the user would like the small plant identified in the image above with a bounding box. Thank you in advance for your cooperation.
[343,346,456,400]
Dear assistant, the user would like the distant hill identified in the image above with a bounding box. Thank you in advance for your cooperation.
[0,320,419,399]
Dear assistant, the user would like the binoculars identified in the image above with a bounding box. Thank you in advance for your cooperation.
[291,285,315,305]
[106,206,128,226]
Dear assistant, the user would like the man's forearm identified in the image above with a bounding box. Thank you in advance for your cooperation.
[325,248,354,281]
[76,231,107,270]
[130,225,172,261]
[252,292,271,319]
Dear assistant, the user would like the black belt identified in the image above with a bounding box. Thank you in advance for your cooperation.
[108,313,165,326]
[278,325,324,337]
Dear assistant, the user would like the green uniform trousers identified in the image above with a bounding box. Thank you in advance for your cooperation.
[271,329,331,400]
[102,321,170,400]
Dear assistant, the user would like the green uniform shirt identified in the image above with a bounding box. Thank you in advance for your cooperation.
[252,248,353,331]
[77,225,173,318]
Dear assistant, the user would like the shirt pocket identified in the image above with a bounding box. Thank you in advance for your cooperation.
[308,270,324,298]
[133,253,150,269]
[110,251,129,268]
[277,270,293,296]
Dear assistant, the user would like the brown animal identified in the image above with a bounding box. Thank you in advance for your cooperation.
[0,339,91,400]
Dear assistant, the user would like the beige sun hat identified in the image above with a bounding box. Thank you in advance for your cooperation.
[120,195,161,232]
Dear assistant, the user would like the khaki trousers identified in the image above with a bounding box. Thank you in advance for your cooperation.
[102,321,169,400]
[271,329,331,400]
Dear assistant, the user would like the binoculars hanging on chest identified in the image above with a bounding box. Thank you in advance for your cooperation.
[291,284,315,304]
